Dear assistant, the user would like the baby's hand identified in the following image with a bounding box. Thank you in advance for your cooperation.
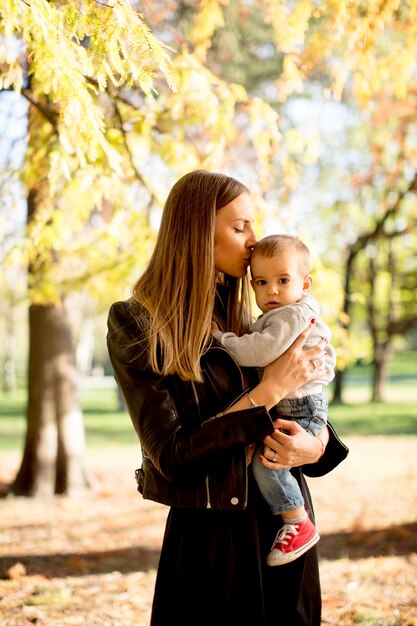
[211,321,219,333]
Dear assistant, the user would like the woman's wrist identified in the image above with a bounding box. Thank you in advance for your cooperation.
[245,392,258,408]
[313,437,325,462]
[313,428,329,463]
[248,381,285,410]
[222,384,280,415]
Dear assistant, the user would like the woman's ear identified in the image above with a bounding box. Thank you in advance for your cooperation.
[303,274,313,293]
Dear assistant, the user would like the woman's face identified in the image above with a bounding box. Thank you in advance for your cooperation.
[214,192,258,277]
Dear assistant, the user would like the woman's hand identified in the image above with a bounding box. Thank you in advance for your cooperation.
[258,320,328,409]
[221,321,328,422]
[260,419,329,469]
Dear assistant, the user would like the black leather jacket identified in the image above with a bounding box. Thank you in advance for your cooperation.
[107,297,348,511]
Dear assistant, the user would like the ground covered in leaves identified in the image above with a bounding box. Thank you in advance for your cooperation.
[1,436,416,626]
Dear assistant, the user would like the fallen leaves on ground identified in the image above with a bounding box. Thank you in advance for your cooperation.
[1,436,416,626]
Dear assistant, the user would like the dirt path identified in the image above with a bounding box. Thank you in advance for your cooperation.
[1,436,416,625]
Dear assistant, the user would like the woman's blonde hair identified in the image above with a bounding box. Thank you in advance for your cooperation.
[133,170,252,381]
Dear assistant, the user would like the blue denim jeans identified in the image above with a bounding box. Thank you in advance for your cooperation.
[252,393,328,516]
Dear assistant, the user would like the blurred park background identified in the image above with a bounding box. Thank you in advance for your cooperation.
[1,1,417,624]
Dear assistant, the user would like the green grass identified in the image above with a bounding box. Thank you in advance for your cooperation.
[326,349,417,436]
[1,351,417,451]
[347,349,417,380]
[0,385,134,452]
[329,400,417,436]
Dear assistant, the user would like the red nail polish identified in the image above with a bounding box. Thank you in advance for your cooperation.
[258,455,263,461]
[311,318,316,324]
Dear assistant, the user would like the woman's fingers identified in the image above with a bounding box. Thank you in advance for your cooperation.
[292,321,329,377]
[259,321,329,404]
[306,340,329,378]
[261,423,295,468]
[261,419,316,468]
[273,418,302,435]
[258,440,289,469]
[258,453,288,470]
[291,318,316,349]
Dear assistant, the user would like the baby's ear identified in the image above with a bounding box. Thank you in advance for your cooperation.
[303,274,313,292]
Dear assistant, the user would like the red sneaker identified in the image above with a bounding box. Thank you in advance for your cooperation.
[267,515,320,566]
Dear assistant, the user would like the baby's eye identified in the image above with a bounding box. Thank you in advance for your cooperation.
[279,278,289,284]
[256,279,267,286]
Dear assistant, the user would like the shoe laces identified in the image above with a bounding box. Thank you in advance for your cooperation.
[272,522,300,547]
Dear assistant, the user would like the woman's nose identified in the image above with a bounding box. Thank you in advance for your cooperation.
[246,227,258,249]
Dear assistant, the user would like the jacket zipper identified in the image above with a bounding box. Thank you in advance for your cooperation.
[219,345,252,510]
[199,346,250,510]
[205,475,211,509]
[204,346,249,421]
[190,380,212,509]
[243,455,249,508]
[211,345,246,388]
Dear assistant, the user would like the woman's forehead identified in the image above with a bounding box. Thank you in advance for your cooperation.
[216,193,254,222]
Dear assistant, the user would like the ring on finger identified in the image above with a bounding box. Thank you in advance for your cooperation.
[272,456,278,463]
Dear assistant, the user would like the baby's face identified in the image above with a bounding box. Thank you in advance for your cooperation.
[250,252,311,314]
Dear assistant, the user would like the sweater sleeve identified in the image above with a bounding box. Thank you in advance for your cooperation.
[213,304,313,367]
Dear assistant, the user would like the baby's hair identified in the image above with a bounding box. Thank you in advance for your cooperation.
[251,234,310,274]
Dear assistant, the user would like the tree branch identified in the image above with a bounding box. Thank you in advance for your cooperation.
[348,171,417,259]
[389,315,417,336]
[112,97,158,222]
[21,88,58,129]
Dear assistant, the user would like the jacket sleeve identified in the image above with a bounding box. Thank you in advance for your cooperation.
[107,301,275,485]
[301,421,349,477]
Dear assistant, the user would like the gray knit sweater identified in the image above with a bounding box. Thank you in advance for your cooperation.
[213,295,336,399]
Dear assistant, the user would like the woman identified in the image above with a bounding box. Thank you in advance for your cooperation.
[107,170,348,626]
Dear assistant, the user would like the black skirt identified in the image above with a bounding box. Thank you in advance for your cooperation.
[150,468,321,626]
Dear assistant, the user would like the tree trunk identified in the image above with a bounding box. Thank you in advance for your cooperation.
[12,303,93,497]
[3,302,17,392]
[367,244,395,403]
[331,249,356,405]
[11,88,93,497]
[372,343,391,402]
[331,369,344,404]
